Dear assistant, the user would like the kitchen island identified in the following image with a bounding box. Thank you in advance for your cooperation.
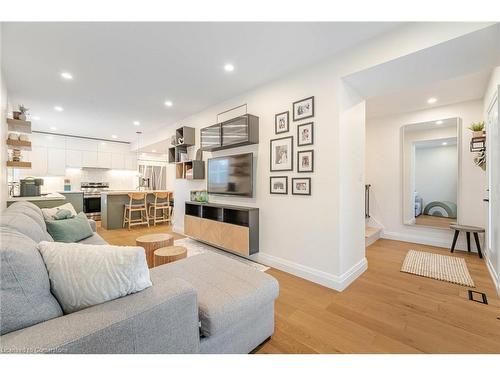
[101,190,172,230]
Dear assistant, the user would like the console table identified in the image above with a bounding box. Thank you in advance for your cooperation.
[184,202,259,256]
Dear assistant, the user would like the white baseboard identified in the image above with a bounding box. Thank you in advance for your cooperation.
[381,230,474,252]
[255,252,367,291]
[486,256,500,297]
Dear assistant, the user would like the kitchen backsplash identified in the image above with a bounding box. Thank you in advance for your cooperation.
[40,168,138,193]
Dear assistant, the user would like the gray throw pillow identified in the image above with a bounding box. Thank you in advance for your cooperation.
[0,228,63,335]
[53,209,74,220]
[45,212,94,243]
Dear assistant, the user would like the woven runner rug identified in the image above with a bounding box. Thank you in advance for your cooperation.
[401,250,475,287]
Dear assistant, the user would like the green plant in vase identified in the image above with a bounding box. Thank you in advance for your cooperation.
[468,121,485,138]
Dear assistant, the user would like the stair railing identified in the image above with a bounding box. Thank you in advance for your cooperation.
[365,184,371,218]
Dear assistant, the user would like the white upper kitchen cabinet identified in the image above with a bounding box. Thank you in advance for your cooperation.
[125,153,138,171]
[98,152,112,168]
[21,145,48,177]
[66,149,82,168]
[98,141,129,154]
[111,153,125,170]
[81,151,98,168]
[66,137,98,152]
[47,148,66,176]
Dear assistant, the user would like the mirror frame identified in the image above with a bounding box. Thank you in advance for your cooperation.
[401,117,462,230]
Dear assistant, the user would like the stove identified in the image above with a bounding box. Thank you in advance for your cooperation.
[81,182,109,220]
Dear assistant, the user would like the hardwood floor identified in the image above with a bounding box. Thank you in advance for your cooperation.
[415,214,455,229]
[97,223,500,354]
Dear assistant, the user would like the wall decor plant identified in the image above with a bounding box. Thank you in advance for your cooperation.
[469,121,485,138]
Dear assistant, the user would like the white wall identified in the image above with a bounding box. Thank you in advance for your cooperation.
[415,144,458,206]
[367,99,486,250]
[483,66,500,294]
[145,24,491,290]
[1,23,8,209]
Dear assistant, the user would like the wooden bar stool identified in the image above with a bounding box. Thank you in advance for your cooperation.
[450,224,485,258]
[123,192,150,230]
[148,191,172,226]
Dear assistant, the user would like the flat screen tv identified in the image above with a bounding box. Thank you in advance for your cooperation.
[207,153,253,197]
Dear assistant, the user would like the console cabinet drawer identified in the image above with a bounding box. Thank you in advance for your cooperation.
[219,222,250,256]
[184,215,201,238]
[199,218,222,246]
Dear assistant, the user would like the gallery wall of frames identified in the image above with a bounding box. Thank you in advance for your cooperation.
[270,96,314,196]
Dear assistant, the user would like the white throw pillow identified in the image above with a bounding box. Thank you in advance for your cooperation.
[41,203,78,220]
[37,241,152,314]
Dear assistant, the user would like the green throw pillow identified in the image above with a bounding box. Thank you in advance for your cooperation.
[53,209,74,220]
[45,212,94,243]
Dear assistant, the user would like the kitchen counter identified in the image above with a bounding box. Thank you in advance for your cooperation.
[101,190,170,196]
[6,192,67,209]
[7,192,66,202]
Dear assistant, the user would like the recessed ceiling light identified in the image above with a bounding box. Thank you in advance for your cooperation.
[224,63,235,72]
[133,121,140,126]
[50,126,57,130]
[60,72,73,80]
[436,120,443,125]
[111,135,118,139]
[164,100,173,107]
[442,142,448,146]
[151,149,157,153]
[54,106,64,112]
[427,97,437,104]
[31,116,40,121]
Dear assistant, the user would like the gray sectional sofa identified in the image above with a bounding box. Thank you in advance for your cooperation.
[0,201,279,354]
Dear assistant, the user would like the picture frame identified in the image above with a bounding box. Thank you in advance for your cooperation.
[270,176,288,195]
[297,150,314,173]
[292,177,311,196]
[297,122,314,146]
[275,111,289,134]
[293,96,314,121]
[270,136,294,172]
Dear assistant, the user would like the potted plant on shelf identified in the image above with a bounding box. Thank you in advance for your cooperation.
[469,121,485,138]
[18,105,29,121]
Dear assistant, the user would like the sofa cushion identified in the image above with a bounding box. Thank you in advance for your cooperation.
[0,211,53,243]
[38,241,152,314]
[77,232,108,245]
[0,228,63,335]
[5,201,49,233]
[150,252,279,337]
[45,212,94,243]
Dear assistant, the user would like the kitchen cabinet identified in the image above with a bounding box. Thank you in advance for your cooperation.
[28,146,48,176]
[124,153,137,171]
[81,151,98,168]
[98,152,112,168]
[66,137,98,152]
[47,148,66,176]
[65,149,82,168]
[111,153,125,170]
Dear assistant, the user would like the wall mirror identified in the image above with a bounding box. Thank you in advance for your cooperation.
[402,118,461,229]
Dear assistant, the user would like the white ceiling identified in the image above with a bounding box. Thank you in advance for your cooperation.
[366,69,492,118]
[2,22,402,142]
[344,24,500,100]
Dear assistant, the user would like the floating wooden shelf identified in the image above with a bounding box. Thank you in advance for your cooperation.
[7,161,32,169]
[7,118,32,134]
[6,139,32,150]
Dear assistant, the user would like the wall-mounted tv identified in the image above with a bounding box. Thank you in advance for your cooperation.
[207,153,253,197]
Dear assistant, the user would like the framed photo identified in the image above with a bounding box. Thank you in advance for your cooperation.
[297,122,314,146]
[297,150,314,173]
[270,136,293,171]
[293,96,314,121]
[275,111,289,134]
[270,176,288,195]
[292,177,311,195]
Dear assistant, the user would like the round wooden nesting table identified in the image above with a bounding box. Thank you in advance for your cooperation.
[154,246,187,267]
[135,233,174,268]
